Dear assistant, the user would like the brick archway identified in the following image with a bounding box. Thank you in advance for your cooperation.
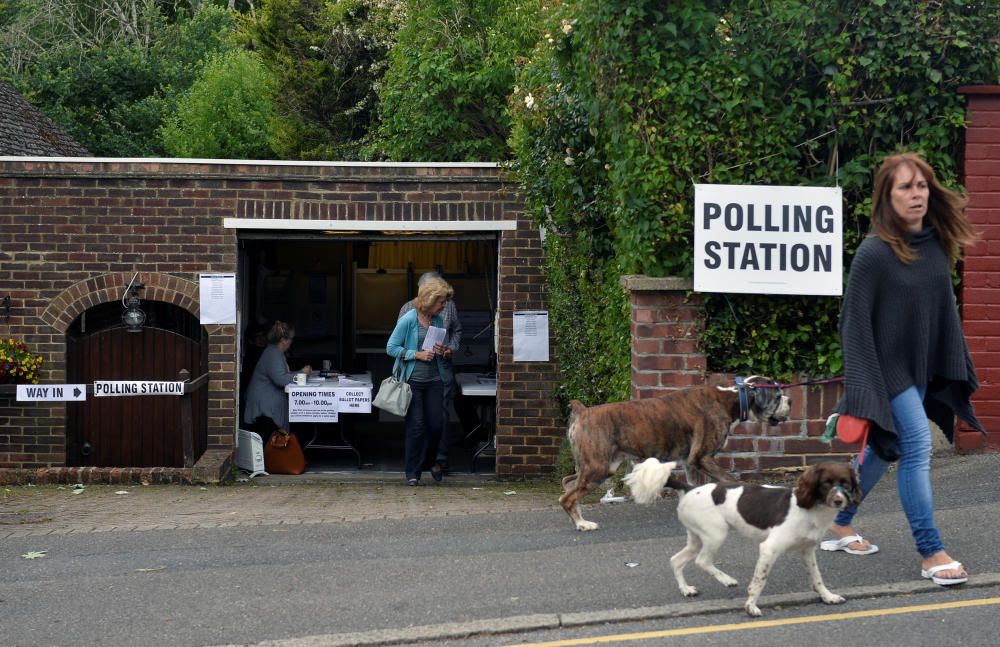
[40,272,199,334]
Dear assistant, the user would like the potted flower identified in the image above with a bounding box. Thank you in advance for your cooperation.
[0,338,43,384]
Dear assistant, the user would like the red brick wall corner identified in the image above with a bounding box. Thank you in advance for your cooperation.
[959,84,1000,451]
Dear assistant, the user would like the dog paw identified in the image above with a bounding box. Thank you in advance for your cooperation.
[717,574,738,588]
[822,593,846,605]
[744,602,762,617]
[681,586,699,597]
[575,520,599,531]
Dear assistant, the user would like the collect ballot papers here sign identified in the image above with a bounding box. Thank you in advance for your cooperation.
[694,184,843,296]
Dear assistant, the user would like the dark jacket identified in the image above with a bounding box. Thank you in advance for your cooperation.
[834,227,984,460]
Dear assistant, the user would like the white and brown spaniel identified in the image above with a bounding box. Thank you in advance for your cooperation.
[625,459,860,617]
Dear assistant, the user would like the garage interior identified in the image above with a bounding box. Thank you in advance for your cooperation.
[238,233,499,475]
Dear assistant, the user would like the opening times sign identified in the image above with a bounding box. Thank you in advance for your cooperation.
[694,184,843,296]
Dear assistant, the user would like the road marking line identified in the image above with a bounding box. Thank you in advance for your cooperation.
[508,596,1000,647]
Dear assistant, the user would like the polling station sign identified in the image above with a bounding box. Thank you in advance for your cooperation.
[694,184,843,296]
[93,381,185,396]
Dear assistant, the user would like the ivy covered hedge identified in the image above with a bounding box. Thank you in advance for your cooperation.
[510,0,1000,404]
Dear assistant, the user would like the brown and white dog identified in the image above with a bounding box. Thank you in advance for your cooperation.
[625,458,860,617]
[559,376,790,531]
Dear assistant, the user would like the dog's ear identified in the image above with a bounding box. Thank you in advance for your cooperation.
[850,466,863,506]
[794,464,820,509]
[751,385,777,410]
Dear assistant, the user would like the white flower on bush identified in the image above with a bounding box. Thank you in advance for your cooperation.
[561,19,575,35]
[525,94,535,110]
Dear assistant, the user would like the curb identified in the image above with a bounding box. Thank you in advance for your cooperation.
[216,572,1000,646]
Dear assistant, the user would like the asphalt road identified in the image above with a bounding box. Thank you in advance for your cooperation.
[1,453,997,646]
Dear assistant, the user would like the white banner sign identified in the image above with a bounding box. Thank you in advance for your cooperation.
[17,384,87,401]
[288,386,372,422]
[93,381,185,397]
[694,184,843,295]
[336,388,372,414]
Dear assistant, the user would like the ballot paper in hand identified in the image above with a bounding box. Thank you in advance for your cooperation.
[421,326,447,351]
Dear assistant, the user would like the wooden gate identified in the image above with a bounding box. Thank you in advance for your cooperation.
[66,324,208,468]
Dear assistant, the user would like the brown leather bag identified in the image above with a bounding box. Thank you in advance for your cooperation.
[264,429,306,475]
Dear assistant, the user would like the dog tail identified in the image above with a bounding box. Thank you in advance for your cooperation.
[624,458,683,505]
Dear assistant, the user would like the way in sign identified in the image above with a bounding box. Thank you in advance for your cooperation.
[16,384,87,401]
[25,386,64,398]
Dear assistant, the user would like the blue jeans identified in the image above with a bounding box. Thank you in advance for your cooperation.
[404,380,444,481]
[835,385,944,557]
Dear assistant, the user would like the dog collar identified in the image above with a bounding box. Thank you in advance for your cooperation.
[735,376,749,421]
[831,484,856,499]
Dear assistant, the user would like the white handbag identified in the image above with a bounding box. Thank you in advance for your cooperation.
[373,354,412,416]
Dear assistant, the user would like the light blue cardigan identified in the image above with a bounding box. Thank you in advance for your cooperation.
[386,309,450,382]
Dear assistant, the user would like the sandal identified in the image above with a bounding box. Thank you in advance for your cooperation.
[921,561,968,586]
[820,534,879,555]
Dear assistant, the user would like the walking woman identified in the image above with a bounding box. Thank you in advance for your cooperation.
[387,277,454,485]
[823,152,985,586]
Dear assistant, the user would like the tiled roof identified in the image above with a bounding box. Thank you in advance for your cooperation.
[0,80,90,157]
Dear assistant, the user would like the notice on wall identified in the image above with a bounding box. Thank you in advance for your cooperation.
[513,311,549,362]
[693,184,843,296]
[289,389,340,423]
[199,273,237,324]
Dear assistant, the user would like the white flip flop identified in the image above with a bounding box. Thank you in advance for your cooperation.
[820,534,880,555]
[921,561,968,586]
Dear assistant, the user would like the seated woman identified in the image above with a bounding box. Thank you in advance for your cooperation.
[243,320,312,444]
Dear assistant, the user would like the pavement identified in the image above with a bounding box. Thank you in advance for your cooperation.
[0,471,559,539]
[3,452,1000,646]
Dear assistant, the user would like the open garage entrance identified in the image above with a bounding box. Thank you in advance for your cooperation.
[238,232,499,475]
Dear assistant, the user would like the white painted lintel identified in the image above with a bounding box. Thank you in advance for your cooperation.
[223,218,517,231]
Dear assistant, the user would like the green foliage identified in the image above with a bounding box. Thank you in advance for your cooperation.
[365,0,542,162]
[7,4,239,156]
[511,0,1000,397]
[240,0,405,160]
[160,49,276,159]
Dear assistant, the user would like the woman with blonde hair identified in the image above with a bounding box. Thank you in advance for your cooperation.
[824,152,984,586]
[387,277,454,485]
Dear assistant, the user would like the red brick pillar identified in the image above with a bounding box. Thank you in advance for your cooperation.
[959,85,1000,451]
[620,276,707,400]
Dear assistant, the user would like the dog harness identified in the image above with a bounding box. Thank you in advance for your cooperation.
[735,376,749,421]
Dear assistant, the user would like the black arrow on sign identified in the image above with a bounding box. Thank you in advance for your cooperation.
[73,387,82,398]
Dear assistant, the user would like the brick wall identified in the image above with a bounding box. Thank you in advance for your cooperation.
[622,276,857,477]
[496,220,564,477]
[959,86,1000,451]
[0,159,562,479]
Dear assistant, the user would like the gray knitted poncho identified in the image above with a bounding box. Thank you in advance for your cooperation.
[834,226,984,461]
